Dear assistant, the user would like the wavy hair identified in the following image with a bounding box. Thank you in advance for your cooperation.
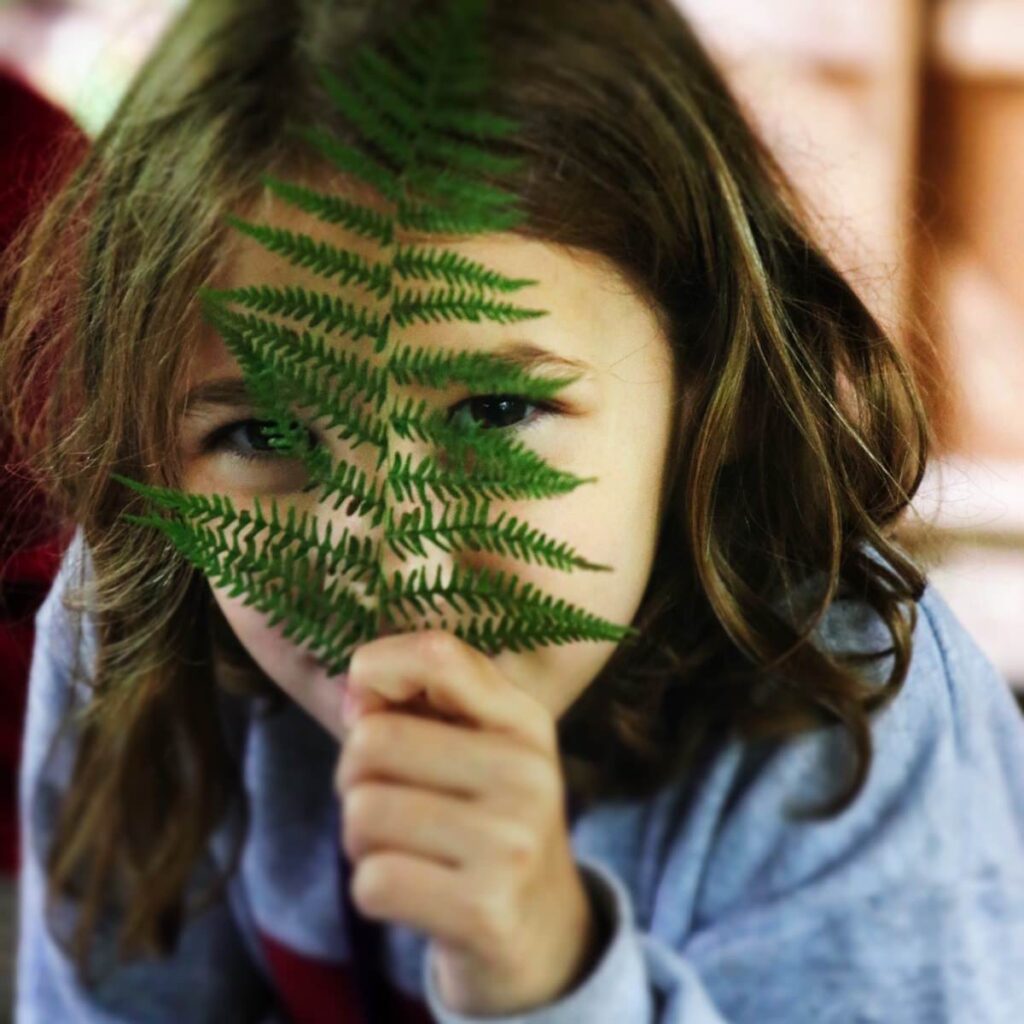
[0,0,933,985]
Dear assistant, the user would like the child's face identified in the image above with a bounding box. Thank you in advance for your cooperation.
[176,190,676,743]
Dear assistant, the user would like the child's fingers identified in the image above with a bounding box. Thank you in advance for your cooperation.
[336,710,551,804]
[340,780,538,871]
[346,848,490,954]
[340,683,389,724]
[346,629,555,758]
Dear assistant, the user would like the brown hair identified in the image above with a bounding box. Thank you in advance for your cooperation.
[0,0,933,985]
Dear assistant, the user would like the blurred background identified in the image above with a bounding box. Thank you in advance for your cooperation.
[2,0,1024,1017]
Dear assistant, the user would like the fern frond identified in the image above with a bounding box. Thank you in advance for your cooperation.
[224,216,392,299]
[315,65,420,172]
[396,198,524,235]
[154,514,376,656]
[261,175,394,246]
[200,284,385,342]
[391,286,546,327]
[115,480,380,583]
[382,445,594,506]
[393,244,537,292]
[424,108,522,139]
[195,305,390,410]
[384,339,578,397]
[403,164,518,212]
[202,306,387,449]
[414,133,523,178]
[375,562,637,656]
[117,0,639,675]
[391,1,491,104]
[194,319,383,518]
[384,497,614,573]
[293,124,402,201]
[455,610,638,657]
[350,47,422,110]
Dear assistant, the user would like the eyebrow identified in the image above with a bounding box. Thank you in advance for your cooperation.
[181,340,592,416]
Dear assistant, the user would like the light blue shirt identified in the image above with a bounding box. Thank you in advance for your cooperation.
[16,528,1024,1021]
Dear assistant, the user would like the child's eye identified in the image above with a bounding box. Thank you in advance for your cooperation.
[204,396,556,464]
[446,394,554,434]
[204,418,315,463]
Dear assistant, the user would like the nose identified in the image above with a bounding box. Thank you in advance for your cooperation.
[315,434,458,642]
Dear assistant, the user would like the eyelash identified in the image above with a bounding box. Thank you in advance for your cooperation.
[205,395,558,464]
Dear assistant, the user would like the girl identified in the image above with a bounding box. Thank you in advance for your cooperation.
[4,1,1024,1021]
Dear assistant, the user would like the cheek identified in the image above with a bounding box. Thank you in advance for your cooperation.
[210,584,347,741]
[211,585,303,684]
[523,638,620,722]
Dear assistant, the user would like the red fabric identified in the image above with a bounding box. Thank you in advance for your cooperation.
[0,65,87,877]
[0,64,87,555]
[258,928,436,1024]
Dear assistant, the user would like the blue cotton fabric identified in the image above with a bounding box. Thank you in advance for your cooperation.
[15,527,1024,1022]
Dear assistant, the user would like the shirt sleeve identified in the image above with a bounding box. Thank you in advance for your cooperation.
[422,852,730,1023]
[15,537,278,1023]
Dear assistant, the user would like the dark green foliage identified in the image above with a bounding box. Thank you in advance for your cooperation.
[112,0,640,675]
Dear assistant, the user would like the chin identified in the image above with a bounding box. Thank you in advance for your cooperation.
[294,654,350,741]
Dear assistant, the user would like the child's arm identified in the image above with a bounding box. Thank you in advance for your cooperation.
[15,536,278,1023]
[420,850,730,1023]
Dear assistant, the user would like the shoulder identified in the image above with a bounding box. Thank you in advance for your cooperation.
[27,526,97,722]
[19,528,100,881]
[34,525,97,658]
[559,569,1024,1021]
[638,573,1024,946]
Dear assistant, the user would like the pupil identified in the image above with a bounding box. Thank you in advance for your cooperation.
[248,420,281,449]
[248,419,309,450]
[472,396,521,428]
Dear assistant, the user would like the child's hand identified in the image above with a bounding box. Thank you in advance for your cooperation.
[333,629,603,1017]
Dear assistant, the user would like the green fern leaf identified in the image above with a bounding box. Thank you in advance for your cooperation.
[116,0,640,677]
[260,175,394,245]
[201,284,385,341]
[393,244,537,292]
[224,217,392,298]
[391,286,546,327]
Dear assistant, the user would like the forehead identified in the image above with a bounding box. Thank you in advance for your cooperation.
[185,177,668,388]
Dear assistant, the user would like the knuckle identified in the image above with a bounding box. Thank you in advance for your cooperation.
[338,739,367,790]
[347,725,370,764]
[344,785,378,839]
[486,747,523,791]
[494,820,538,865]
[352,857,389,916]
[416,628,456,664]
[348,646,366,684]
[523,702,557,753]
[466,890,515,948]
[510,751,554,800]
[537,714,557,751]
[348,717,385,765]
[342,826,360,861]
